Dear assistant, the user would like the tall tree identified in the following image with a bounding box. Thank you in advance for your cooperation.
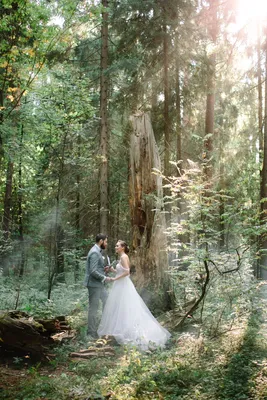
[2,157,13,241]
[260,33,267,268]
[175,36,182,165]
[18,123,25,277]
[203,0,218,182]
[99,0,109,234]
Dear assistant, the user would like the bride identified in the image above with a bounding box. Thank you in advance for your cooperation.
[97,240,171,350]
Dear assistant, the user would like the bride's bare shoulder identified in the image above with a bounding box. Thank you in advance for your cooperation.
[121,253,129,260]
[120,253,130,267]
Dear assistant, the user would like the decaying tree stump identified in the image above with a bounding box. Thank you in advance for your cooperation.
[129,112,169,292]
[0,311,72,357]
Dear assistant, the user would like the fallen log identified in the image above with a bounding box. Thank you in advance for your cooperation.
[0,311,72,357]
[70,350,115,358]
[77,346,114,353]
[70,337,116,360]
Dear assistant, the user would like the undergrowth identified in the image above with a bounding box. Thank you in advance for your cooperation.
[1,308,267,400]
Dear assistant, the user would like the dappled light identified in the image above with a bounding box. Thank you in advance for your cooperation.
[1,0,267,398]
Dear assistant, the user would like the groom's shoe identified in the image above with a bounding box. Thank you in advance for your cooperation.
[87,331,98,340]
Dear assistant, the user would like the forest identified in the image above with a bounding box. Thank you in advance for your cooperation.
[1,0,267,399]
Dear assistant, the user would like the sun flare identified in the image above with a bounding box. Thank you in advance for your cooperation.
[234,0,267,43]
[238,0,267,20]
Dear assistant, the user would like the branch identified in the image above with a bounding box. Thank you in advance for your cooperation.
[178,259,210,326]
[208,246,250,275]
[221,246,249,275]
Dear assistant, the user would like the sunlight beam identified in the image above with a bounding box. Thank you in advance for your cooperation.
[238,0,267,20]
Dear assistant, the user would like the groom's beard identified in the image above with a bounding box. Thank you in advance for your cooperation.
[100,244,106,250]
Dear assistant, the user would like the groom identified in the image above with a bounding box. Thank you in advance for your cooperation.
[84,233,111,338]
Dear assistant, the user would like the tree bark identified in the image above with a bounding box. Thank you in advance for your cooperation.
[0,311,70,357]
[2,159,14,241]
[219,138,225,248]
[54,125,69,281]
[129,112,169,294]
[257,24,263,277]
[99,0,109,234]
[75,137,80,283]
[175,37,182,165]
[163,19,171,223]
[260,35,267,268]
[0,89,4,169]
[74,170,80,282]
[203,0,217,182]
[258,23,263,154]
[18,124,25,277]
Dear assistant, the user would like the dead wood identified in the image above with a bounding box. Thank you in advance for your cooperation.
[0,311,72,357]
[129,112,169,290]
[70,336,116,359]
[70,349,115,358]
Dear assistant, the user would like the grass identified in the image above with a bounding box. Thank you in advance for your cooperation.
[2,313,266,400]
[1,281,267,400]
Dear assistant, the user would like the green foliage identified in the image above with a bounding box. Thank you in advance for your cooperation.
[12,356,24,366]
[164,163,255,334]
[0,267,88,318]
[2,305,267,400]
[22,297,55,318]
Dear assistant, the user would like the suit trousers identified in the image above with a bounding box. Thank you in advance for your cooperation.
[87,286,108,337]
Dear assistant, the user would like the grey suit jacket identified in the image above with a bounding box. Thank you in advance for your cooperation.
[84,244,106,288]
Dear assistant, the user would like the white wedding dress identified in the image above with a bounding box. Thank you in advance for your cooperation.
[97,262,171,350]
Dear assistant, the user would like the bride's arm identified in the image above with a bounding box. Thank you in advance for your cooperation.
[112,254,130,281]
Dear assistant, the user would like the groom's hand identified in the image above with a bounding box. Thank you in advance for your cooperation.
[104,265,111,273]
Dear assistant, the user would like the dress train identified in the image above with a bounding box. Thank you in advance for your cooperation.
[97,263,171,350]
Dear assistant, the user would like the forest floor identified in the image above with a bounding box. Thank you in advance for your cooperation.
[1,283,267,400]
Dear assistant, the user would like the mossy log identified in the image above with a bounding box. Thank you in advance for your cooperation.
[0,311,70,356]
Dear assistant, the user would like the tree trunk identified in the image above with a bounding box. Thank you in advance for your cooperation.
[2,157,14,277]
[99,0,109,234]
[257,24,263,277]
[55,222,64,278]
[129,112,169,305]
[203,0,217,182]
[175,38,182,166]
[219,138,225,248]
[0,89,4,169]
[258,24,263,154]
[2,159,14,241]
[75,153,80,282]
[163,19,171,223]
[54,128,68,281]
[47,223,55,300]
[260,36,267,268]
[173,36,190,260]
[18,124,25,277]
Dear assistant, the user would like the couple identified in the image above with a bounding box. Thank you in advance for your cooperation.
[84,234,171,350]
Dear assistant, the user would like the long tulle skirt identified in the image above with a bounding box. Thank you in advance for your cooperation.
[97,276,171,350]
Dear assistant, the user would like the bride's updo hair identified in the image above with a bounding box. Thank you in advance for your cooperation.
[118,240,130,254]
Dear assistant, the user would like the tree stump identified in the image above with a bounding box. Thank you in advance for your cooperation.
[129,112,171,309]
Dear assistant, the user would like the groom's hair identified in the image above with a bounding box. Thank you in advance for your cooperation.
[96,233,107,243]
